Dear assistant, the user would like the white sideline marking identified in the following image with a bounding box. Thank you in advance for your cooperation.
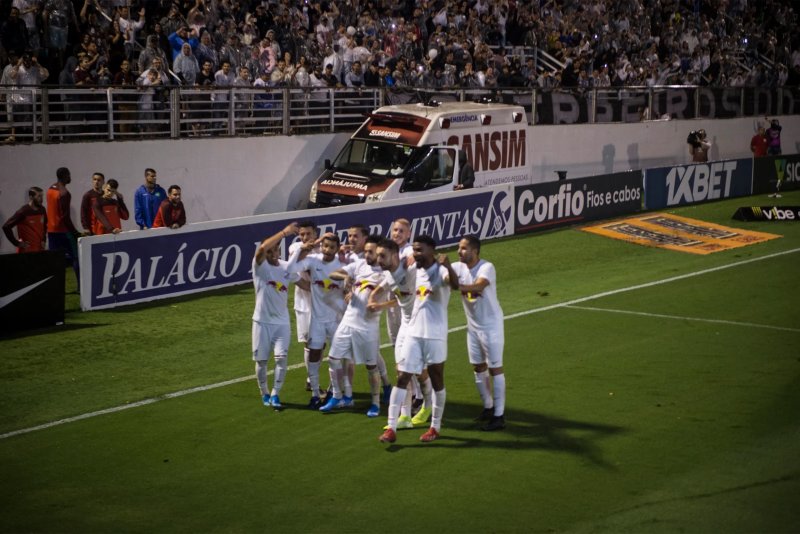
[2,247,798,441]
[565,305,800,333]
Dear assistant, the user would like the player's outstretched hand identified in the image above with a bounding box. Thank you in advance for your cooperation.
[283,222,299,236]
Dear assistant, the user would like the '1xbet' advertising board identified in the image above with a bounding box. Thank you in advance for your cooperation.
[79,186,514,310]
[514,171,643,234]
[644,158,753,209]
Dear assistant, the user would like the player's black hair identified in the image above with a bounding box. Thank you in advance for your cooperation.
[366,234,383,245]
[414,234,436,248]
[377,238,398,253]
[106,178,119,189]
[93,172,105,180]
[56,167,70,182]
[168,184,181,194]
[297,220,317,230]
[28,186,43,198]
[322,233,340,247]
[349,223,368,236]
[461,234,481,252]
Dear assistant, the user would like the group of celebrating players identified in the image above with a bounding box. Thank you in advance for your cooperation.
[251,217,506,444]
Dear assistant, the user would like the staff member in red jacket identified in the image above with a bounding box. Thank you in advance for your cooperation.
[92,179,129,235]
[3,186,47,253]
[152,185,187,229]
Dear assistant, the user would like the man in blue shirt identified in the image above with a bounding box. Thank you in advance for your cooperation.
[134,168,167,229]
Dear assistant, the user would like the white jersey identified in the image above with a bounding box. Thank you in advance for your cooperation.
[398,243,413,260]
[289,240,315,313]
[338,259,384,331]
[383,262,417,324]
[452,259,503,332]
[405,263,452,340]
[286,248,345,322]
[252,258,299,324]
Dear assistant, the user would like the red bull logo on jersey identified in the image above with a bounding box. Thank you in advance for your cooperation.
[357,280,376,293]
[416,286,433,300]
[314,279,339,291]
[268,280,288,293]
[461,290,481,302]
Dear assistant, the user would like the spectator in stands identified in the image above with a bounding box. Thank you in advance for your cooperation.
[117,5,145,61]
[43,0,79,66]
[1,7,30,57]
[7,51,49,138]
[12,0,41,54]
[174,42,200,85]
[169,25,199,62]
[138,34,168,76]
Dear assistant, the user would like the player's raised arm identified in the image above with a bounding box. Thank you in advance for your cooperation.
[255,222,298,265]
[438,253,460,290]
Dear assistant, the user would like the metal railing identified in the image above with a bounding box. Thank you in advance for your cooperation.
[1,85,798,144]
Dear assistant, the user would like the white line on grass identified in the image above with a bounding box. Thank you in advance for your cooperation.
[2,247,798,441]
[565,305,800,333]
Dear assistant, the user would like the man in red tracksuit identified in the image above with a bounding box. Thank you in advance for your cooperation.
[152,185,187,229]
[3,186,47,253]
[92,179,130,235]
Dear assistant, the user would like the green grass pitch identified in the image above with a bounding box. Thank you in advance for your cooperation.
[1,192,799,532]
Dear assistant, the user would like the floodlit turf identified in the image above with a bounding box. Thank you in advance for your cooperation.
[1,192,799,532]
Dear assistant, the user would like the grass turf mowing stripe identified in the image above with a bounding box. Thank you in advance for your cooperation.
[2,245,798,442]
[565,305,800,333]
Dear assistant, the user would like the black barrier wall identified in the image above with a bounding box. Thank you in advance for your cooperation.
[0,251,66,334]
[752,154,800,195]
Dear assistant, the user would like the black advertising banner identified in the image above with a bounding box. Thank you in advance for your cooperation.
[0,251,65,334]
[733,206,800,221]
[514,171,643,234]
[752,154,800,195]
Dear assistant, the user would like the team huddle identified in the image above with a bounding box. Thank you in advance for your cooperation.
[251,218,506,444]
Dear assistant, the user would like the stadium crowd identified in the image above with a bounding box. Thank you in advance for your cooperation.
[1,0,799,95]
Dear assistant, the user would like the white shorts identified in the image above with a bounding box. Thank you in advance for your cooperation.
[393,322,408,364]
[308,319,339,350]
[467,328,504,368]
[397,336,447,375]
[386,305,402,343]
[295,310,310,343]
[252,321,291,361]
[329,324,379,365]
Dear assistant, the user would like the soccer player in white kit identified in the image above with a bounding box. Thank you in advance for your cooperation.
[322,235,386,416]
[290,221,320,395]
[342,226,393,403]
[286,232,345,409]
[388,218,434,423]
[451,235,506,431]
[251,223,300,409]
[369,238,419,429]
[379,235,459,444]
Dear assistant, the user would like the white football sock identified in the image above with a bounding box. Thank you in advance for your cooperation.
[411,375,421,399]
[388,386,406,430]
[272,355,287,395]
[421,376,433,409]
[400,384,413,418]
[376,353,390,386]
[255,360,269,396]
[307,360,321,397]
[431,388,446,430]
[474,369,493,409]
[368,367,381,405]
[492,373,506,417]
[328,358,343,398]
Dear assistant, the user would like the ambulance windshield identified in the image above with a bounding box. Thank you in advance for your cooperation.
[332,139,423,178]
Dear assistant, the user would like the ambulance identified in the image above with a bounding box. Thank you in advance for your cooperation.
[307,101,532,208]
